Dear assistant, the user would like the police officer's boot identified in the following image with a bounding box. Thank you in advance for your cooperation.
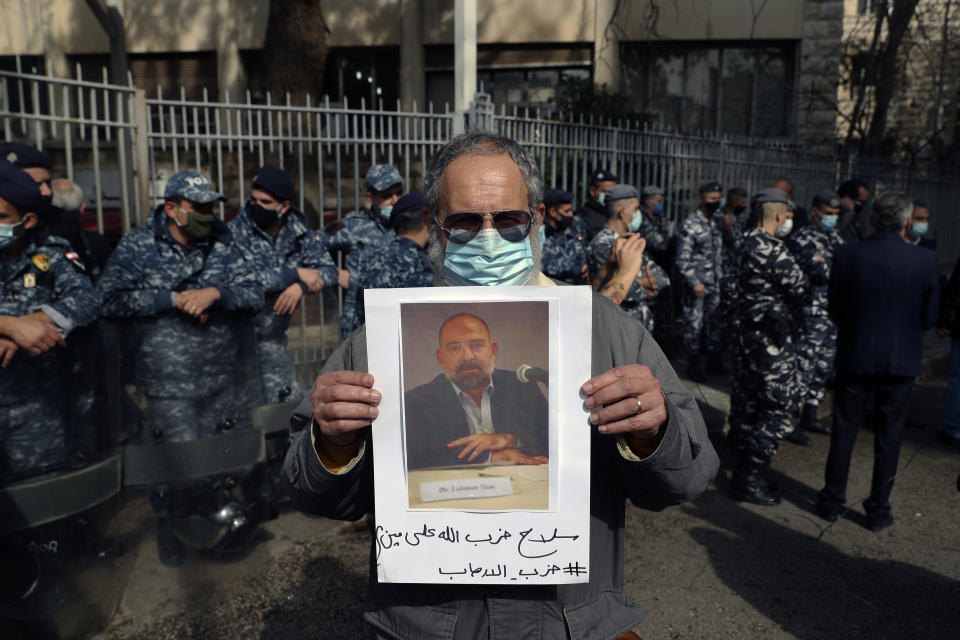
[800,403,831,435]
[686,352,708,383]
[730,455,781,506]
[784,425,812,446]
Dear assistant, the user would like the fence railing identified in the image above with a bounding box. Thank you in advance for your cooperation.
[4,67,959,374]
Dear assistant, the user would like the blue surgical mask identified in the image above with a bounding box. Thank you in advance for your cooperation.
[652,201,664,215]
[910,222,929,238]
[819,214,838,231]
[378,205,393,221]
[443,228,534,286]
[0,221,24,249]
[597,192,606,206]
[629,210,643,233]
[538,225,546,247]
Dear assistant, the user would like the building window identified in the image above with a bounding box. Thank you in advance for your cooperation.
[0,55,47,116]
[320,47,399,109]
[621,41,796,137]
[69,52,218,100]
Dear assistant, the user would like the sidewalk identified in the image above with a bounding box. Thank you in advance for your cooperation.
[89,340,960,640]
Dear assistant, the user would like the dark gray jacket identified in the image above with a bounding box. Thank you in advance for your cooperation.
[282,292,719,640]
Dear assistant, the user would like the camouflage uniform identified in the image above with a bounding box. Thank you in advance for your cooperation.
[728,227,810,459]
[714,209,746,338]
[675,208,724,355]
[638,209,671,260]
[1,236,98,476]
[354,235,434,327]
[230,206,338,403]
[786,224,843,405]
[98,207,263,442]
[324,209,394,340]
[541,215,589,285]
[588,226,671,332]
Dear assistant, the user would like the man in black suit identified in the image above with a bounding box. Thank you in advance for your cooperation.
[816,192,940,532]
[403,312,548,470]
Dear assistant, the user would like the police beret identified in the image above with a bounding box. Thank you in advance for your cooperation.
[812,190,841,209]
[164,170,226,203]
[543,188,573,207]
[699,181,723,195]
[394,191,424,215]
[252,164,296,203]
[641,185,663,197]
[728,187,748,198]
[751,187,790,206]
[0,161,43,214]
[366,165,403,192]
[604,184,639,202]
[591,168,617,183]
[0,142,51,170]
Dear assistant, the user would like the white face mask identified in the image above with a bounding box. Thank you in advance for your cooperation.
[775,217,793,238]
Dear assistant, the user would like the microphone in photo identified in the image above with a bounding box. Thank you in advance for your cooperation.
[516,364,549,385]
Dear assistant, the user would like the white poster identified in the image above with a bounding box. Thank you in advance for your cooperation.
[365,285,592,585]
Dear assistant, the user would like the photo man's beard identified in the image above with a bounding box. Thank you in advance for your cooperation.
[452,362,492,390]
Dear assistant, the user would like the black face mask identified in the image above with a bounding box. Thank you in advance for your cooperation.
[854,202,865,213]
[555,214,573,231]
[248,201,281,229]
[701,201,720,214]
[733,205,746,215]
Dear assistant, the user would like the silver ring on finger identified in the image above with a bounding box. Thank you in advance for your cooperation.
[636,397,643,414]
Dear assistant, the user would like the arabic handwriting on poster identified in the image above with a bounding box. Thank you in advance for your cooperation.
[375,524,581,562]
[437,562,588,580]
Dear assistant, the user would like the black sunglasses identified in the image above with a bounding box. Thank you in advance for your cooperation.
[436,210,532,244]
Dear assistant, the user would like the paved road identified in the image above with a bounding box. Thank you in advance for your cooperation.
[78,372,960,640]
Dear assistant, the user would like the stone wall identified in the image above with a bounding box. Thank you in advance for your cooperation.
[795,0,845,150]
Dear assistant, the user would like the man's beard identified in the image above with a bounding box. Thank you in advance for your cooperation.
[451,361,493,390]
[427,222,543,286]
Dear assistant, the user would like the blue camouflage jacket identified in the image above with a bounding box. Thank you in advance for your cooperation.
[229,205,338,340]
[676,208,723,289]
[353,235,433,328]
[98,207,263,396]
[541,216,589,285]
[1,235,98,393]
[786,224,843,316]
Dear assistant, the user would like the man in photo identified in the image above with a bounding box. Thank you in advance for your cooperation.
[404,312,548,470]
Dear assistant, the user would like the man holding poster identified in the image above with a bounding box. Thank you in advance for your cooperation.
[283,132,719,640]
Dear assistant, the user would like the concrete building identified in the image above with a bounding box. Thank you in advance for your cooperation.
[1,0,846,143]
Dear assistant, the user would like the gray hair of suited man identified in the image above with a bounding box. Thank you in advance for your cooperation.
[870,191,913,233]
[51,178,84,212]
[423,132,544,284]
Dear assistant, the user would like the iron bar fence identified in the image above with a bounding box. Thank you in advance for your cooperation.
[3,67,959,378]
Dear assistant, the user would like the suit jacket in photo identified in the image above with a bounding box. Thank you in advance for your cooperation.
[403,369,548,470]
[829,231,940,377]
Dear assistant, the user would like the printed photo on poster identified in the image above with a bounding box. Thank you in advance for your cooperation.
[399,301,551,510]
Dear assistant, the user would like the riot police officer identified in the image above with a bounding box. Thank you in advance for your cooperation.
[539,188,588,285]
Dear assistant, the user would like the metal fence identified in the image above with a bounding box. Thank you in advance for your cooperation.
[3,66,958,377]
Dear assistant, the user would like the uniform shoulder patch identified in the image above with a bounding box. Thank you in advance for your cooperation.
[32,253,51,272]
[64,250,86,272]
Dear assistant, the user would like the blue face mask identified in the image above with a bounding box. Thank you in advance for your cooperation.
[378,205,393,221]
[597,192,606,206]
[819,214,838,232]
[0,221,24,249]
[628,209,643,233]
[652,201,664,215]
[443,228,534,287]
[910,222,929,238]
[538,225,546,248]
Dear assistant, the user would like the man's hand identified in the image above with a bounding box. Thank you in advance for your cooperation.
[446,433,518,461]
[0,337,18,367]
[337,269,350,289]
[274,283,304,315]
[938,327,951,338]
[297,267,324,293]
[176,287,221,319]
[0,315,64,354]
[813,252,826,263]
[692,282,705,298]
[490,448,548,465]
[311,371,381,446]
[579,263,589,282]
[613,233,645,276]
[722,213,734,231]
[581,364,668,439]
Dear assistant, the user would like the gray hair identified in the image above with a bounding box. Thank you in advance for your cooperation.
[51,178,84,212]
[423,132,543,216]
[871,191,913,233]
